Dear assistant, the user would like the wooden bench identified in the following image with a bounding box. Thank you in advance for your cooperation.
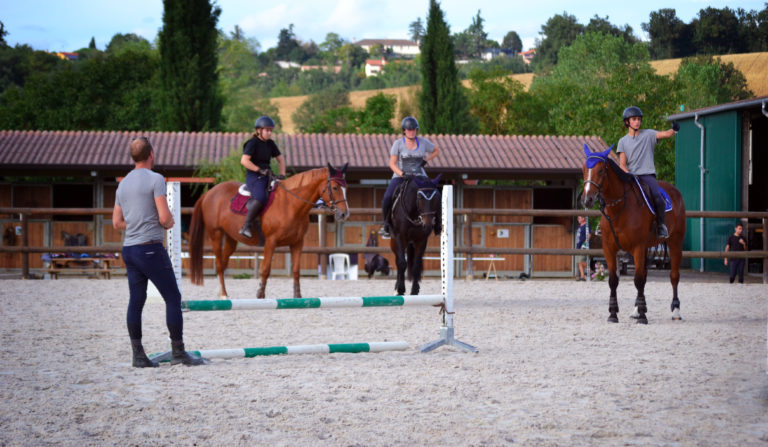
[45,258,114,279]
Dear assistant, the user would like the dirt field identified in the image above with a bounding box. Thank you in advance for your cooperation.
[1,275,766,446]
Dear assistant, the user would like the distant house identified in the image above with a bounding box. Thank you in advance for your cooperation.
[519,49,536,65]
[55,52,78,61]
[356,39,420,57]
[482,48,516,61]
[364,58,386,77]
[300,65,342,74]
[275,61,301,69]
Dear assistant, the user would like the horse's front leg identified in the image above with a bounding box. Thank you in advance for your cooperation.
[289,242,303,298]
[605,249,620,323]
[632,248,648,324]
[391,237,407,295]
[257,241,276,299]
[409,239,428,296]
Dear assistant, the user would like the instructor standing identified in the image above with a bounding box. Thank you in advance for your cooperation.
[113,137,205,368]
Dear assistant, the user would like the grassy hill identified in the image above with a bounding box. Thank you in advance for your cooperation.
[271,53,768,134]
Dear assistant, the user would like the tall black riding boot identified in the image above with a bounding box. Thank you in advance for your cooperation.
[655,199,669,239]
[379,200,392,237]
[131,339,159,368]
[239,199,264,241]
[170,339,207,366]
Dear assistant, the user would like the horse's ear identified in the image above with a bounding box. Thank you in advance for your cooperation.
[341,162,348,175]
[432,173,442,185]
[599,145,613,158]
[583,144,592,157]
[327,162,336,176]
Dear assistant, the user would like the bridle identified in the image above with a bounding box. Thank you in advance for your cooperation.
[276,171,348,217]
[584,156,629,252]
[400,185,439,227]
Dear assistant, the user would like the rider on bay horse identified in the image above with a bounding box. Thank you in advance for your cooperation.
[616,106,679,240]
[239,116,287,240]
[380,116,441,238]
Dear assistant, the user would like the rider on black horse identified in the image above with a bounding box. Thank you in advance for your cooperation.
[239,116,287,240]
[616,106,679,240]
[380,116,441,238]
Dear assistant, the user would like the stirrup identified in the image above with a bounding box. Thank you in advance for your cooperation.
[656,224,669,239]
[378,225,391,238]
[239,225,253,238]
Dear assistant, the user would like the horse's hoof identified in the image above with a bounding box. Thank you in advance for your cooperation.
[671,309,682,320]
[607,316,619,323]
[636,317,648,324]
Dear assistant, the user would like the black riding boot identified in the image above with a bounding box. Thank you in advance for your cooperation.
[131,339,159,368]
[239,199,264,241]
[655,199,669,239]
[380,200,392,237]
[170,340,206,366]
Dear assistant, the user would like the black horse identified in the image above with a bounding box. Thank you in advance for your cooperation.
[388,175,441,295]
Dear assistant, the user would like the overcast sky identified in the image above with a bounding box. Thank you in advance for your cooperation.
[2,0,763,53]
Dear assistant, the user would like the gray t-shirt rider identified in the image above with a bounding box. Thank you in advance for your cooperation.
[115,168,166,246]
[616,129,658,175]
[390,137,435,178]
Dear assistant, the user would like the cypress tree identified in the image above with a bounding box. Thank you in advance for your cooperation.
[419,0,474,134]
[158,0,223,131]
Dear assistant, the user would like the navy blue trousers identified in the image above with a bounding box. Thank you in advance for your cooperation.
[245,171,269,203]
[729,258,745,283]
[123,243,183,341]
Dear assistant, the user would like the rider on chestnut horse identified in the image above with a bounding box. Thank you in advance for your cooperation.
[239,116,286,242]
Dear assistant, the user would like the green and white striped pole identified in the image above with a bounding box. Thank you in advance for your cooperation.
[149,341,409,362]
[181,295,443,311]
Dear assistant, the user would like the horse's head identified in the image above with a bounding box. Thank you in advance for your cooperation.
[412,175,441,229]
[323,162,350,221]
[581,144,613,208]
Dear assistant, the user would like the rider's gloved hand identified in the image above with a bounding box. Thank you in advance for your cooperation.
[419,159,428,168]
[671,121,680,132]
[277,174,286,180]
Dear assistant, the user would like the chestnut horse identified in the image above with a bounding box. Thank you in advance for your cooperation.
[389,175,441,295]
[581,146,686,324]
[189,163,349,299]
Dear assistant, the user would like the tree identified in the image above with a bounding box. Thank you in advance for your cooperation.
[275,25,300,61]
[89,37,96,49]
[642,8,690,59]
[357,93,397,134]
[467,66,524,134]
[533,12,584,71]
[158,0,223,131]
[419,0,474,134]
[409,18,425,44]
[292,84,350,133]
[502,31,522,54]
[467,10,489,58]
[691,7,741,55]
[106,33,153,55]
[585,15,638,43]
[674,55,753,111]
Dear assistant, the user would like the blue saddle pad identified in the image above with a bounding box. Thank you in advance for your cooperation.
[633,177,672,215]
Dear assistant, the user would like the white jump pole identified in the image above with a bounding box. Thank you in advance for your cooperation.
[147,181,182,299]
[420,184,478,353]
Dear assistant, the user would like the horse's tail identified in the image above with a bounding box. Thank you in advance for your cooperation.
[189,197,206,285]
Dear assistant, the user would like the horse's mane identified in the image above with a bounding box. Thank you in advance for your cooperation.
[281,166,327,189]
[606,158,635,183]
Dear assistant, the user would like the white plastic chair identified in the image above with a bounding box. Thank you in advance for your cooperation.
[328,253,351,280]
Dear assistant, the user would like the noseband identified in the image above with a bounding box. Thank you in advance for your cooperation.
[321,176,348,215]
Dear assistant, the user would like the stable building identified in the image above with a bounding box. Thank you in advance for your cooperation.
[668,96,768,274]
[0,130,606,278]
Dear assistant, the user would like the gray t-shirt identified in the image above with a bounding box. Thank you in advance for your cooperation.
[390,137,435,178]
[115,168,166,246]
[616,129,658,175]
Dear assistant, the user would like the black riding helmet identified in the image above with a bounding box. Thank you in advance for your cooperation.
[622,106,643,127]
[401,116,419,131]
[254,115,276,130]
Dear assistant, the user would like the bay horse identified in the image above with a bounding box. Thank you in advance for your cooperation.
[389,175,441,295]
[581,145,686,324]
[189,163,349,299]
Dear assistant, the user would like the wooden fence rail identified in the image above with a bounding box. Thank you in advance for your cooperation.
[1,207,766,283]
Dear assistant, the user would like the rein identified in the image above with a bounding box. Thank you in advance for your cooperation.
[275,173,347,214]
[585,158,630,253]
